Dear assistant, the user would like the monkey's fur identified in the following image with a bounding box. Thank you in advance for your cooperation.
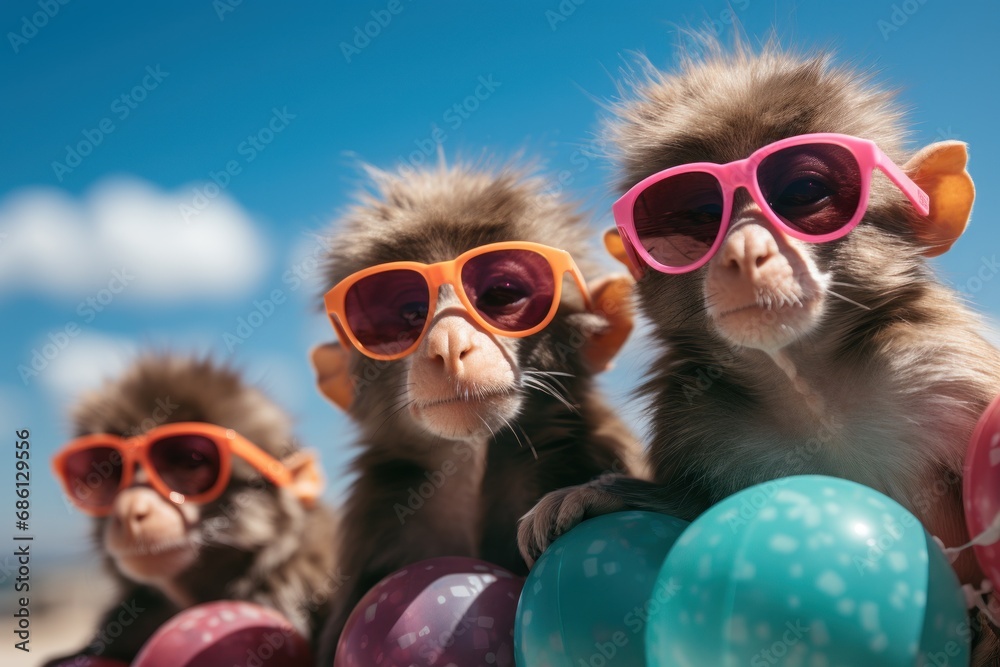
[315,162,643,662]
[519,40,1000,662]
[46,355,337,664]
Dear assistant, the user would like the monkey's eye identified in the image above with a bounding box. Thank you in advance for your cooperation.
[770,177,834,211]
[478,280,528,312]
[149,435,221,496]
[400,301,428,326]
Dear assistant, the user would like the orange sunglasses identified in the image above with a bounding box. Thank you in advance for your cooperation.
[52,422,292,517]
[323,241,592,360]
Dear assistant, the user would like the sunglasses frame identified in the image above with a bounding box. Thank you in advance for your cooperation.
[612,132,931,278]
[52,421,292,517]
[324,241,593,361]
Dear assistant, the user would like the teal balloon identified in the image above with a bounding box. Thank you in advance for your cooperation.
[645,475,969,667]
[515,511,689,667]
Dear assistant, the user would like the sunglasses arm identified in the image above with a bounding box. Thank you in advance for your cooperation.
[229,438,294,487]
[876,151,931,217]
[566,261,593,311]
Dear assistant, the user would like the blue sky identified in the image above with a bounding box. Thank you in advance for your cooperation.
[1,0,998,560]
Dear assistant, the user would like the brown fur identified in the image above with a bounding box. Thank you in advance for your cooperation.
[520,39,1000,664]
[315,161,643,662]
[47,355,338,664]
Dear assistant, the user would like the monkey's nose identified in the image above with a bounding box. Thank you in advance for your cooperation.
[127,498,152,530]
[112,488,158,535]
[718,224,781,282]
[424,316,476,376]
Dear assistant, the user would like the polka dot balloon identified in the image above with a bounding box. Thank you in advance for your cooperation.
[645,475,969,667]
[334,557,523,667]
[132,600,313,667]
[515,511,689,667]
[964,391,1000,592]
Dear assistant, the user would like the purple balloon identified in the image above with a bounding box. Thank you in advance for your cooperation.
[334,557,523,667]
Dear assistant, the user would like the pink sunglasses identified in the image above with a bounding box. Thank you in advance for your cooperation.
[612,133,930,277]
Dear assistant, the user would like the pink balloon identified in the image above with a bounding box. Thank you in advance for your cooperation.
[334,557,523,667]
[133,600,312,667]
[965,392,1000,591]
[46,658,128,667]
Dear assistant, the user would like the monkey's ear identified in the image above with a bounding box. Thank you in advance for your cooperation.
[904,141,975,257]
[604,228,631,268]
[584,274,634,373]
[281,449,324,509]
[604,228,644,280]
[310,342,354,412]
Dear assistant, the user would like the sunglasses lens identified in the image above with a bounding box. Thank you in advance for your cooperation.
[63,446,123,509]
[757,143,862,236]
[632,172,725,269]
[461,249,555,332]
[345,269,430,356]
[149,435,221,497]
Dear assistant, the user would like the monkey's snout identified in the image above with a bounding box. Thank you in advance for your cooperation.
[704,224,825,351]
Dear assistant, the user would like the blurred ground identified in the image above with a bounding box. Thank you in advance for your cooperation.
[1,558,113,667]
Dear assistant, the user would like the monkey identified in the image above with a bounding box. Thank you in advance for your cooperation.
[43,354,338,665]
[515,39,1000,662]
[310,160,646,662]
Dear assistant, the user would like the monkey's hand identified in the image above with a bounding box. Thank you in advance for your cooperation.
[517,475,629,567]
[518,474,707,567]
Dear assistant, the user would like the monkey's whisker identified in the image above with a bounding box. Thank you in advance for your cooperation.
[477,415,496,440]
[500,414,537,460]
[372,399,414,438]
[825,288,871,311]
[523,377,578,413]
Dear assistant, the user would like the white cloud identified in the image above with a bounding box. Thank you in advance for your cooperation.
[0,178,269,301]
[38,332,137,400]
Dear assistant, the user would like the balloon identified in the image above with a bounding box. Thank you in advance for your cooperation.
[46,658,128,667]
[334,557,523,667]
[645,475,969,667]
[964,391,1000,592]
[515,511,689,667]
[133,600,312,667]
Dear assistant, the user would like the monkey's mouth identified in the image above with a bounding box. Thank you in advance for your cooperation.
[710,293,825,351]
[413,388,515,410]
[409,388,523,440]
[717,299,811,319]
[109,536,198,559]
